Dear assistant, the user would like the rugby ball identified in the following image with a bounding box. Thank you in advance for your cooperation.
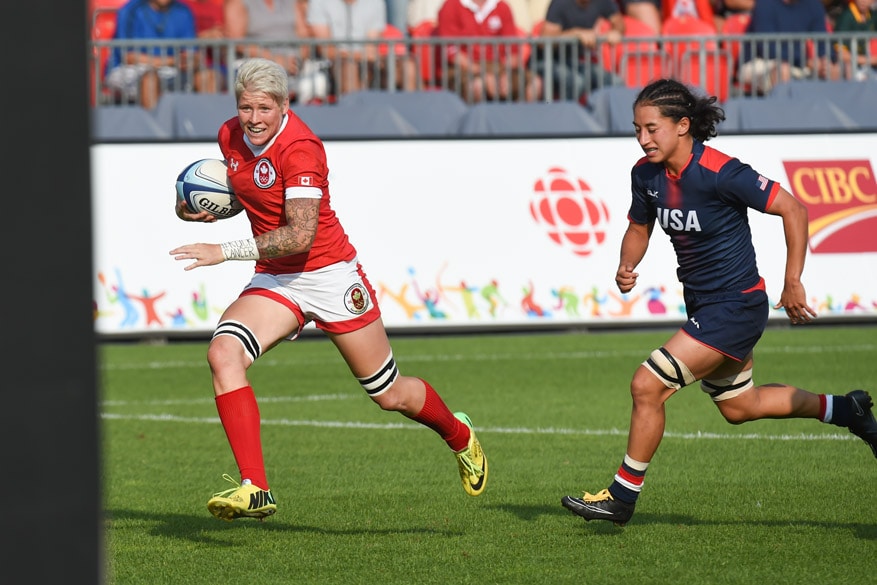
[175,158,244,219]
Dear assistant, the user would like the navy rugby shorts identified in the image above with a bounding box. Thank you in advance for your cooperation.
[681,278,769,361]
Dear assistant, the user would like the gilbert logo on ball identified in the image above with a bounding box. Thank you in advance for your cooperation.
[530,167,610,257]
[782,159,877,254]
[176,158,244,219]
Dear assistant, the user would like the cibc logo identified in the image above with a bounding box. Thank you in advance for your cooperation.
[782,160,877,253]
[529,167,610,257]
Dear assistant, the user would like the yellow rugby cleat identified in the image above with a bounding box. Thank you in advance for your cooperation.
[453,412,488,496]
[207,474,277,522]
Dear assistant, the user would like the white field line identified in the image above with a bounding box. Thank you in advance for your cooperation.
[100,343,877,371]
[101,393,355,407]
[100,410,856,443]
[102,342,872,443]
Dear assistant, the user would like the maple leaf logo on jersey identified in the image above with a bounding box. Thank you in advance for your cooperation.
[529,167,611,257]
[253,158,276,189]
[782,160,877,254]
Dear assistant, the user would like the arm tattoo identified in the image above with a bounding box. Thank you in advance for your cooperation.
[255,198,319,258]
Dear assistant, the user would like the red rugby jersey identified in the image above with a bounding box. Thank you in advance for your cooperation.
[218,112,356,275]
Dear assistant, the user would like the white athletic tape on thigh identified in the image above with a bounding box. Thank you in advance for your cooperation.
[213,320,262,364]
[701,369,754,402]
[643,347,696,390]
[357,353,399,397]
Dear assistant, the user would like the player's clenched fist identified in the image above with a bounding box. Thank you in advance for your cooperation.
[615,264,638,293]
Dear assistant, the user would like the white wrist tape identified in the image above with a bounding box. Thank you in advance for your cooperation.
[220,238,259,261]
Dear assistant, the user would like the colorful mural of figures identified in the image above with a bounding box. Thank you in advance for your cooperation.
[92,138,877,336]
[95,267,223,331]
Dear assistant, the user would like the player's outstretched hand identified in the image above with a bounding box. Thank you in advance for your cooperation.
[616,264,639,293]
[169,243,225,271]
[774,280,817,325]
[175,200,218,223]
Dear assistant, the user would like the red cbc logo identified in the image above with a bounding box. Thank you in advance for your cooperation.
[782,160,877,254]
[529,167,611,257]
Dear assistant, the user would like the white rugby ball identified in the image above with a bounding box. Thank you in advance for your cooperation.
[175,158,244,219]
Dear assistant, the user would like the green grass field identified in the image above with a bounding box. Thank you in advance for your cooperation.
[101,325,877,585]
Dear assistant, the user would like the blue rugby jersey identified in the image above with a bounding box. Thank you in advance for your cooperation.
[628,140,781,293]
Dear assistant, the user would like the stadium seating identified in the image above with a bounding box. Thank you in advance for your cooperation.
[456,101,605,136]
[292,103,419,138]
[613,16,667,89]
[586,85,639,135]
[86,24,877,140]
[662,15,732,101]
[767,80,877,130]
[720,95,862,132]
[769,79,871,101]
[91,105,172,140]
[662,15,719,55]
[720,12,750,64]
[338,89,468,136]
[153,93,237,139]
[379,24,408,58]
[409,21,439,88]
[90,5,119,105]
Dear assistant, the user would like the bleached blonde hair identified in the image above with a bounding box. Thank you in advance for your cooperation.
[234,58,288,106]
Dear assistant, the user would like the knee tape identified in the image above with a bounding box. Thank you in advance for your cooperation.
[213,320,262,364]
[358,352,399,397]
[643,347,696,390]
[701,369,753,402]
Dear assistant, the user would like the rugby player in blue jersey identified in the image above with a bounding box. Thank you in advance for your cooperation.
[562,78,877,527]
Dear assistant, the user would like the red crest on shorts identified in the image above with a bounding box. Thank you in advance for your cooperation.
[344,283,369,315]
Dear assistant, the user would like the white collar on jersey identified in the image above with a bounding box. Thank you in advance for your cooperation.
[459,0,500,24]
[244,113,289,156]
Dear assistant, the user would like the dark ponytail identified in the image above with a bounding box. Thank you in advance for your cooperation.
[634,79,725,142]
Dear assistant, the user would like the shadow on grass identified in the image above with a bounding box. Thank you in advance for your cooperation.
[105,508,463,545]
[489,503,877,540]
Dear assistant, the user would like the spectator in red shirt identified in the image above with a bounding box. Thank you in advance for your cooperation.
[435,0,542,102]
[181,0,225,36]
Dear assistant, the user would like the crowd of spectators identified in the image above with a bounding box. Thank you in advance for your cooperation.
[93,0,877,107]
[532,0,624,102]
[435,0,543,102]
[738,0,841,94]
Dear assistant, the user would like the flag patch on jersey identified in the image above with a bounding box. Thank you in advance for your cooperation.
[298,176,312,186]
[756,175,768,191]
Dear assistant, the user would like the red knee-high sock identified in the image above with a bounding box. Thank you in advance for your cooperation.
[215,386,269,490]
[410,379,470,452]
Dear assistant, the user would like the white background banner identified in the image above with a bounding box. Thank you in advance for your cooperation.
[92,134,877,337]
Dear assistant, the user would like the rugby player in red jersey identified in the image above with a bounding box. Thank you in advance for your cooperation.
[170,58,487,521]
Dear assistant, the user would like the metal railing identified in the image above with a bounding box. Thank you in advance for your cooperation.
[90,31,877,107]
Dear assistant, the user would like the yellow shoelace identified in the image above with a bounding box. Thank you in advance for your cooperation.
[582,489,613,502]
[211,473,242,498]
[457,446,484,477]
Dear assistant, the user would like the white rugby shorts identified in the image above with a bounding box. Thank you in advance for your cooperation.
[239,258,381,339]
